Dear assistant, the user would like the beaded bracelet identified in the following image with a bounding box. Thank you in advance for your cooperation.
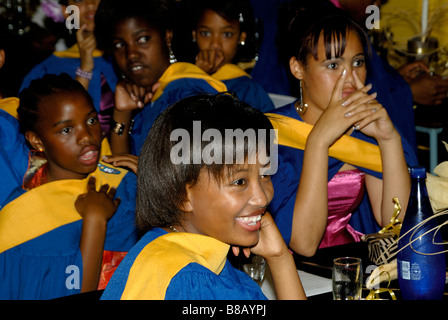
[75,67,93,80]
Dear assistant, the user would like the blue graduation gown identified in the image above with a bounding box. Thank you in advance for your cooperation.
[19,45,118,115]
[0,98,30,209]
[212,64,275,112]
[367,49,418,155]
[101,228,267,300]
[131,62,228,155]
[0,159,138,300]
[266,102,419,243]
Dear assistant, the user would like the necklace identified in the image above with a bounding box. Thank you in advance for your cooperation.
[169,225,179,233]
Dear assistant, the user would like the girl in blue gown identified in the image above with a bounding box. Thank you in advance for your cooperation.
[267,5,417,257]
[101,93,306,300]
[0,74,138,299]
[94,0,228,156]
[20,0,118,136]
[185,0,274,112]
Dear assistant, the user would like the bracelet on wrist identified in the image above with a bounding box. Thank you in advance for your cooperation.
[111,118,134,136]
[76,67,93,80]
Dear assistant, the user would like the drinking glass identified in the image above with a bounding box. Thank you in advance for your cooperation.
[242,255,266,284]
[332,257,363,300]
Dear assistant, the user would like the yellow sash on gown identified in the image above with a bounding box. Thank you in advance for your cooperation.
[0,139,127,254]
[151,62,228,102]
[120,232,229,300]
[266,113,383,173]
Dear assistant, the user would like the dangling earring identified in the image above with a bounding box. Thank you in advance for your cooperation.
[169,45,177,64]
[296,80,308,115]
[239,40,245,46]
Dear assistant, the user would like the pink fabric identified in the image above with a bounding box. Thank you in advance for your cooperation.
[329,0,342,8]
[99,74,114,136]
[319,169,365,248]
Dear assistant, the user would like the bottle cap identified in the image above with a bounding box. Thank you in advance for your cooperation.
[409,166,427,179]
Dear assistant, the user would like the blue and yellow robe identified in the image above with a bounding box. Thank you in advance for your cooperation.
[0,150,138,300]
[19,45,118,134]
[131,62,228,155]
[266,102,419,243]
[101,228,267,300]
[212,64,275,112]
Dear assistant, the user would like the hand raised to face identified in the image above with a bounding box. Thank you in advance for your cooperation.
[308,69,377,147]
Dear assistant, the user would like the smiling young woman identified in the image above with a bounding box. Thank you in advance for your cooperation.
[100,93,306,300]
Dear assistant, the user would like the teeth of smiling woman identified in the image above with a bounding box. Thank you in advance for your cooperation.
[237,215,262,226]
[131,65,143,71]
[80,151,95,160]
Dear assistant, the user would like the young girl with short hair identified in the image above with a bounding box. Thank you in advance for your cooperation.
[20,0,118,136]
[101,93,306,300]
[0,73,138,299]
[185,0,274,112]
[94,0,228,156]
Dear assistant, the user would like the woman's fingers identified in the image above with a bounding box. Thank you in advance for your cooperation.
[330,69,348,103]
[341,84,374,107]
[107,186,117,197]
[344,92,378,117]
[123,82,152,108]
[99,183,110,194]
[352,69,364,90]
[346,101,384,130]
[87,176,96,190]
[231,246,250,258]
[102,154,139,174]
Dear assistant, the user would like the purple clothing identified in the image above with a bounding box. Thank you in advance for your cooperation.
[100,74,114,136]
[319,169,365,248]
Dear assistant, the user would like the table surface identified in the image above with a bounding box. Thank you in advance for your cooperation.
[58,241,447,301]
[293,241,448,300]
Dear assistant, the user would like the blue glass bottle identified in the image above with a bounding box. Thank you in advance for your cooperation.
[397,166,446,300]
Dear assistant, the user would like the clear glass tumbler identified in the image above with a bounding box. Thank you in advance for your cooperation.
[332,257,363,300]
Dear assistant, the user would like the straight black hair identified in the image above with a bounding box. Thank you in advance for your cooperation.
[278,1,370,66]
[136,92,274,232]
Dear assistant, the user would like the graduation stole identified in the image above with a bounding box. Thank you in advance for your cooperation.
[121,232,229,300]
[0,139,127,254]
[266,113,383,173]
[151,62,228,102]
[211,63,250,81]
[0,97,19,119]
[53,44,103,58]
